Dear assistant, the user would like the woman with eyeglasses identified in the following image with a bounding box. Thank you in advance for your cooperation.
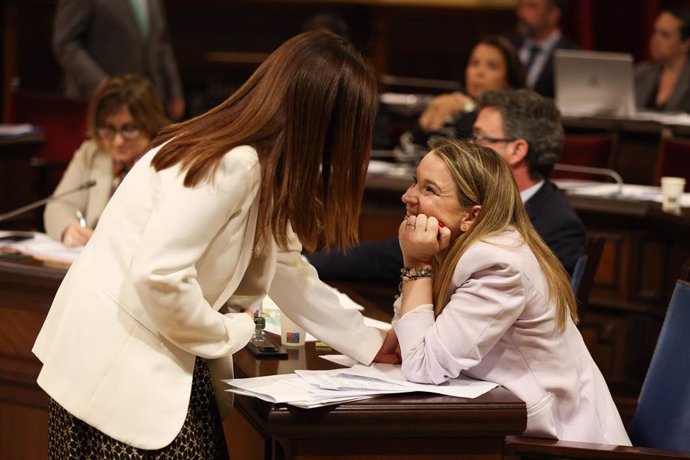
[44,74,170,247]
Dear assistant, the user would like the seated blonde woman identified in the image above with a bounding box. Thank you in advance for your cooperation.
[44,74,169,247]
[377,138,630,444]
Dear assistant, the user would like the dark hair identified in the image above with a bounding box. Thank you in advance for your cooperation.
[474,35,527,90]
[151,31,378,252]
[88,74,169,148]
[663,5,690,41]
[478,89,563,180]
[547,0,570,13]
[302,13,350,40]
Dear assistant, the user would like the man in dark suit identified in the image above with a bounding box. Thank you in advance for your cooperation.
[307,89,585,282]
[53,0,185,120]
[507,0,578,98]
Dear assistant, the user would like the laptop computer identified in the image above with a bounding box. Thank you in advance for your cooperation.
[555,49,636,117]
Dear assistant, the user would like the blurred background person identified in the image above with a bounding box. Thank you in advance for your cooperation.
[635,5,690,113]
[53,0,186,120]
[397,35,526,159]
[301,13,350,40]
[508,0,578,98]
[44,74,170,247]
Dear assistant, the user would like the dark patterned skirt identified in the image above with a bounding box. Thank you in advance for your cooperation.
[48,357,229,459]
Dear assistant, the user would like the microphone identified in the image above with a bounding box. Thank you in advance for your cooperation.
[552,164,624,196]
[0,180,97,223]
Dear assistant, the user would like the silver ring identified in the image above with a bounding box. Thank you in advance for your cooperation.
[406,223,416,228]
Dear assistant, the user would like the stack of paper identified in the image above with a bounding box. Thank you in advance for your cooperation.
[224,363,497,409]
[0,232,82,265]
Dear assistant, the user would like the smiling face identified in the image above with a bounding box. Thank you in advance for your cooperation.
[97,105,152,167]
[465,43,510,100]
[401,151,469,240]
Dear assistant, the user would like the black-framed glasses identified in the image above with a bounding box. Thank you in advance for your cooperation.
[469,134,517,144]
[97,124,143,141]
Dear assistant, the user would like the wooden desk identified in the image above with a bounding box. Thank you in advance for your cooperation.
[0,256,527,460]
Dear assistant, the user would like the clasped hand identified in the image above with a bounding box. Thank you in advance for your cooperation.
[398,214,451,267]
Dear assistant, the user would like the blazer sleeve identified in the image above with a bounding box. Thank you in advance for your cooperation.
[270,229,386,365]
[129,151,259,359]
[43,141,95,241]
[393,243,526,384]
[53,0,107,96]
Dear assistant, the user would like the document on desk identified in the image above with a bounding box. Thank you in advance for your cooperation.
[554,180,690,207]
[224,363,497,408]
[0,232,82,265]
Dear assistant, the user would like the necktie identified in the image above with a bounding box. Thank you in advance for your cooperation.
[525,45,542,72]
[128,0,149,37]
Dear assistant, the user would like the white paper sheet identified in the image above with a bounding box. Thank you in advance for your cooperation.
[224,363,498,408]
[0,231,82,264]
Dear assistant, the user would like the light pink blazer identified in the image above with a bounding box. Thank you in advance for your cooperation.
[393,229,631,445]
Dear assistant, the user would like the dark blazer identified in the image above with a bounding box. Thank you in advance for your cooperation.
[634,60,690,113]
[306,180,585,283]
[507,34,579,98]
[53,0,183,104]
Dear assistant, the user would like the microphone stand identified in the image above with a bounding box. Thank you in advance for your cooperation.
[0,180,97,223]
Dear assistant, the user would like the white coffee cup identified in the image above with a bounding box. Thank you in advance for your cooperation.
[279,311,306,347]
[660,176,686,214]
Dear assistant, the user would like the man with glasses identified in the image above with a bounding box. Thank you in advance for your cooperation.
[307,89,585,284]
[472,88,585,274]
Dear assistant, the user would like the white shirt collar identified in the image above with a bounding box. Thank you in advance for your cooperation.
[520,180,545,203]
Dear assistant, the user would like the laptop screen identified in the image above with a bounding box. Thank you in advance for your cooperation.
[555,49,636,117]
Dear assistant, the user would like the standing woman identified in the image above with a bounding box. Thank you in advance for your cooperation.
[45,74,170,247]
[34,31,383,457]
[382,139,630,444]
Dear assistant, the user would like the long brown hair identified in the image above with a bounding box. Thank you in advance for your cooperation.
[150,31,378,251]
[429,138,578,332]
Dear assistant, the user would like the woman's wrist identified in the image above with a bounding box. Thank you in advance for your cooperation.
[400,265,432,281]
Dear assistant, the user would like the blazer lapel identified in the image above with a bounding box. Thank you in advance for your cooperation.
[117,0,146,38]
[666,60,690,111]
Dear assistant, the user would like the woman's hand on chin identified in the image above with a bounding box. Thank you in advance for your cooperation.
[398,214,451,267]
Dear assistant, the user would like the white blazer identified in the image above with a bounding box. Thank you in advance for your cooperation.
[393,229,631,445]
[33,144,384,449]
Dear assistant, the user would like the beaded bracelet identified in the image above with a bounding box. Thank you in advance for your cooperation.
[400,266,433,281]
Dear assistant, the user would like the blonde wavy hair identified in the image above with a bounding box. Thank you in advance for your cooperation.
[429,138,578,331]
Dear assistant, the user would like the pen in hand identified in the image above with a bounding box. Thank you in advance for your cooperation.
[75,210,86,228]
